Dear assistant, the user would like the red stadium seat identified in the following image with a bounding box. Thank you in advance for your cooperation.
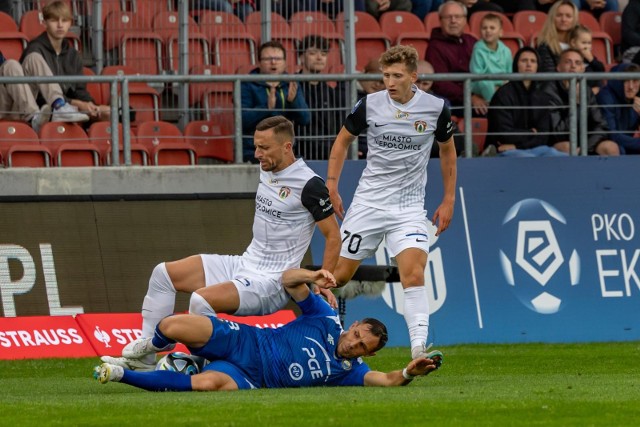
[198,11,258,74]
[457,117,488,152]
[335,11,390,71]
[104,11,163,75]
[379,11,430,58]
[152,11,210,73]
[38,122,101,167]
[599,11,621,50]
[136,121,197,166]
[0,121,51,167]
[101,65,161,123]
[0,11,29,60]
[184,120,234,163]
[83,67,103,106]
[87,122,149,165]
[578,10,601,32]
[512,10,547,47]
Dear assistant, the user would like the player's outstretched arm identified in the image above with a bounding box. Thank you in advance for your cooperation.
[281,268,337,302]
[363,357,440,387]
[432,136,457,236]
[327,127,357,220]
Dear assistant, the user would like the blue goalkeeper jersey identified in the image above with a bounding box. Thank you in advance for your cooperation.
[256,293,371,388]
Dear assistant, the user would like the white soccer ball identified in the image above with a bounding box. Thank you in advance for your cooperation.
[155,352,207,375]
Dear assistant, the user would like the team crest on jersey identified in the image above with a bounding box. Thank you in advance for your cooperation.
[341,360,352,370]
[414,120,427,133]
[279,186,291,200]
[395,109,410,120]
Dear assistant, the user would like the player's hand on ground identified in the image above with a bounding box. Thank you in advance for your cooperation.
[406,356,440,377]
[432,200,454,236]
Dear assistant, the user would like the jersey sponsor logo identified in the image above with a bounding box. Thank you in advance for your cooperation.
[374,122,388,127]
[319,197,333,213]
[395,110,410,119]
[374,134,422,151]
[446,121,454,133]
[327,334,334,345]
[288,362,304,380]
[256,194,284,218]
[278,186,291,200]
[414,120,428,133]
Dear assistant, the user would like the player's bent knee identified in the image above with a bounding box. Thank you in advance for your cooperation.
[191,371,238,391]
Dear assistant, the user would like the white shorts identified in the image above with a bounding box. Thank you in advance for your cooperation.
[199,254,289,316]
[339,203,430,261]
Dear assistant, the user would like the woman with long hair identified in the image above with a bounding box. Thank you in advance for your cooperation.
[536,0,579,72]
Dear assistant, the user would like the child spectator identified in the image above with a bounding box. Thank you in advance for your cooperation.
[470,13,512,105]
[569,24,605,93]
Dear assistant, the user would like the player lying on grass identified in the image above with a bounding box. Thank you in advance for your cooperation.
[94,268,443,390]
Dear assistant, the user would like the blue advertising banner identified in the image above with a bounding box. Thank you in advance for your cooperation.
[308,157,640,346]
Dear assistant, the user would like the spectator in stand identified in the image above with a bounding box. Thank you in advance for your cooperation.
[20,0,105,124]
[411,1,443,20]
[0,0,10,15]
[190,0,255,21]
[241,40,310,163]
[470,13,512,105]
[416,60,467,157]
[0,50,51,133]
[596,63,640,154]
[490,0,545,14]
[365,0,411,19]
[456,0,504,16]
[271,0,360,20]
[426,1,480,116]
[568,25,605,93]
[542,48,620,155]
[295,35,346,160]
[621,0,640,63]
[536,0,579,72]
[572,0,618,19]
[486,47,567,157]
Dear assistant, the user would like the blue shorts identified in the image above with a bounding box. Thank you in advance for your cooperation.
[188,316,263,390]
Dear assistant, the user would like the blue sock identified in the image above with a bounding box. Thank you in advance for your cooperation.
[121,370,193,392]
[52,98,65,110]
[152,323,176,350]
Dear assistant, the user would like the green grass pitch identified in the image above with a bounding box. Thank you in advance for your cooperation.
[1,342,638,426]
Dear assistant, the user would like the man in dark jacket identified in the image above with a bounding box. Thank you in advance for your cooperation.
[295,35,346,160]
[487,47,567,157]
[425,1,482,117]
[542,48,619,156]
[241,41,310,163]
[20,0,104,123]
[596,63,640,155]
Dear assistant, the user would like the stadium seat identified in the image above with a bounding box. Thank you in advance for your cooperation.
[289,11,344,65]
[132,0,170,17]
[19,10,81,50]
[591,32,614,64]
[135,121,197,166]
[0,11,29,60]
[152,11,210,73]
[100,65,161,123]
[184,120,234,163]
[82,67,103,106]
[188,64,235,120]
[84,0,124,25]
[379,11,430,58]
[0,121,52,167]
[578,10,601,32]
[198,10,258,74]
[335,11,391,71]
[244,11,298,74]
[599,11,621,53]
[457,117,488,153]
[512,10,546,47]
[87,122,149,165]
[104,11,163,75]
[38,122,101,167]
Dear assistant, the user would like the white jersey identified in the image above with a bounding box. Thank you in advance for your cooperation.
[242,158,333,274]
[344,86,453,210]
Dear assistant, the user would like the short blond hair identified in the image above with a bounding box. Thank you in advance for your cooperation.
[42,0,72,21]
[379,45,418,73]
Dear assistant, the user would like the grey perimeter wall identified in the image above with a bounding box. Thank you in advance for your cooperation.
[0,166,260,198]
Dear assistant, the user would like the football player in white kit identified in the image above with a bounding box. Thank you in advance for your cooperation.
[325,45,457,359]
[103,116,341,370]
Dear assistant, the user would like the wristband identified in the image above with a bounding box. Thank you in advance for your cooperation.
[402,367,415,380]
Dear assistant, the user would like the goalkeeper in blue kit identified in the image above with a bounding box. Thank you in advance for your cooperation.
[94,268,442,390]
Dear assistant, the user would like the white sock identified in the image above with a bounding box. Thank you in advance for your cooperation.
[141,263,176,338]
[189,292,217,317]
[403,286,430,350]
